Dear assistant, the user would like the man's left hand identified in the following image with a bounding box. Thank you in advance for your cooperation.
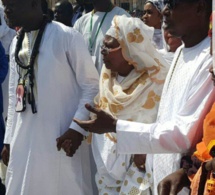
[157,168,190,195]
[56,129,84,157]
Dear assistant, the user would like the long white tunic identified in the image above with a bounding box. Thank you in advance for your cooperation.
[4,21,99,195]
[116,37,215,194]
[74,7,130,74]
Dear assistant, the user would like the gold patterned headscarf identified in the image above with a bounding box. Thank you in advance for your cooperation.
[94,15,169,124]
[106,15,168,84]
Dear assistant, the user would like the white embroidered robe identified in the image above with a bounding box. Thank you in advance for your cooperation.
[4,21,99,195]
[116,37,215,194]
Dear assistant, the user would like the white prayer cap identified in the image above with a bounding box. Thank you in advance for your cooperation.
[145,0,164,13]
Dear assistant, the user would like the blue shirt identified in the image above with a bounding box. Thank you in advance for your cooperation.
[0,41,8,114]
[0,41,8,152]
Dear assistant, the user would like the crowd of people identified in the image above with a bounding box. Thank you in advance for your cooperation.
[0,0,213,195]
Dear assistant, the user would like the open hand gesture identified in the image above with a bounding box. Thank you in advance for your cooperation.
[73,104,117,134]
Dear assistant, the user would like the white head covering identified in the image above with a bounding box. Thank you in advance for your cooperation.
[105,15,167,82]
[94,15,171,126]
[145,0,164,13]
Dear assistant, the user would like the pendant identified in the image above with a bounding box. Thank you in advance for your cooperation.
[206,173,215,194]
[28,85,37,114]
[15,80,27,112]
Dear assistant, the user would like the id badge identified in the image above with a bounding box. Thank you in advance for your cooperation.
[15,84,27,112]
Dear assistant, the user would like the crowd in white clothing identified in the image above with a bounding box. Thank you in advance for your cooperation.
[0,0,214,195]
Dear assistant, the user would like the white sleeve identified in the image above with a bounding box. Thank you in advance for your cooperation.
[67,30,99,135]
[116,59,215,154]
[4,39,17,144]
[73,18,81,32]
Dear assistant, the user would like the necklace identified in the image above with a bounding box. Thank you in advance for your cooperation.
[15,15,49,113]
[167,49,182,90]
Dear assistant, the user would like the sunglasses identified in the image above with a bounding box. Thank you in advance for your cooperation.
[163,0,199,9]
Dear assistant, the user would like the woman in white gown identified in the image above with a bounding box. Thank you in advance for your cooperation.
[90,15,169,194]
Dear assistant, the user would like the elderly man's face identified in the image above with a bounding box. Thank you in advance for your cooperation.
[162,0,199,37]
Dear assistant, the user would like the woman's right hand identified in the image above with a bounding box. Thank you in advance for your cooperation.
[133,154,146,172]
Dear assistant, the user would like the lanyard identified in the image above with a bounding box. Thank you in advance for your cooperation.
[89,11,108,54]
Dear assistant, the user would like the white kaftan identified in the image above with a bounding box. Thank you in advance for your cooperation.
[153,29,163,50]
[116,37,215,194]
[73,7,130,74]
[4,21,99,195]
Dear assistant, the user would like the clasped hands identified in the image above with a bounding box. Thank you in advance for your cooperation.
[56,129,84,157]
[56,104,117,157]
